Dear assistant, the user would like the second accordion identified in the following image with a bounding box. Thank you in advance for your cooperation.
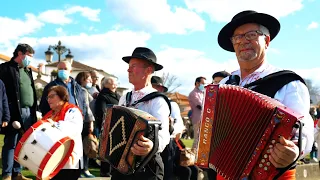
[98,105,161,175]
[195,84,302,180]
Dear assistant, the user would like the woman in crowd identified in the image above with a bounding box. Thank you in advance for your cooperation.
[75,71,96,178]
[42,85,83,179]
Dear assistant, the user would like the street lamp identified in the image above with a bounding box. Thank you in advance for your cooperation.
[45,40,74,63]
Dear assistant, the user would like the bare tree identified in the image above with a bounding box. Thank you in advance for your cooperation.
[305,79,320,96]
[161,72,182,93]
[304,79,320,104]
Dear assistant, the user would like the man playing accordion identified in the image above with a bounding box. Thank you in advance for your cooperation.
[110,47,170,180]
[216,10,314,179]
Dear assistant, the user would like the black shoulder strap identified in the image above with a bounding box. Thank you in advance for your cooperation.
[244,70,306,98]
[225,75,240,85]
[125,91,132,107]
[128,92,171,115]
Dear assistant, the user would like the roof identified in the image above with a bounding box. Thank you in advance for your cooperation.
[167,92,190,106]
[46,60,116,77]
[0,54,11,61]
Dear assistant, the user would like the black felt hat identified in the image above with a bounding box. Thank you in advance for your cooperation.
[122,47,163,71]
[218,10,280,52]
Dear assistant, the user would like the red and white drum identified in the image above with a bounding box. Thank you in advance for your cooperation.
[14,119,74,180]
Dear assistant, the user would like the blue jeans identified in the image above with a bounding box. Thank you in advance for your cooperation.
[2,108,32,176]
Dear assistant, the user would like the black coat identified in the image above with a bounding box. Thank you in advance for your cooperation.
[95,88,120,129]
[0,80,10,129]
[0,59,37,134]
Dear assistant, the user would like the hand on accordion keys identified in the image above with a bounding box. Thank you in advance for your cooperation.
[269,136,299,168]
[131,135,154,156]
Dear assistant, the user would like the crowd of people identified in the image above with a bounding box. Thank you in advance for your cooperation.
[0,9,318,180]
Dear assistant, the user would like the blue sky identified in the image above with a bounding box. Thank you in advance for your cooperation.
[0,0,319,95]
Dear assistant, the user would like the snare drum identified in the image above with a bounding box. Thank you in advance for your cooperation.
[14,119,75,180]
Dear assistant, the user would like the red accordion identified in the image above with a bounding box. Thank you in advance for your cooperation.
[98,105,161,175]
[195,84,302,180]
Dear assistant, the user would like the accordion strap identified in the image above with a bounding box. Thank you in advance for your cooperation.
[125,91,172,115]
[244,70,306,98]
[274,121,303,179]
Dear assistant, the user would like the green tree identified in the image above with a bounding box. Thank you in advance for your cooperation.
[35,87,44,102]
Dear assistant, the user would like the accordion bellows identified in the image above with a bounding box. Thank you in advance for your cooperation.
[195,84,302,180]
[98,105,161,175]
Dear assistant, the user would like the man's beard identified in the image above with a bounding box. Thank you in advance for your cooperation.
[237,44,257,61]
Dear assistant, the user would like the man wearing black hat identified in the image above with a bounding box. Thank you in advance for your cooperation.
[113,47,170,180]
[217,10,313,179]
[212,71,230,84]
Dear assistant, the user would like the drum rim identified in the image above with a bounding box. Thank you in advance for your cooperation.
[38,137,75,179]
[14,119,47,161]
[14,119,75,179]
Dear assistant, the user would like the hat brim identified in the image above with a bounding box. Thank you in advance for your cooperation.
[218,13,280,52]
[122,56,163,71]
[152,83,168,93]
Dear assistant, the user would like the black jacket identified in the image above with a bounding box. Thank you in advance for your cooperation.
[39,77,87,117]
[0,80,10,128]
[95,88,120,129]
[0,59,37,134]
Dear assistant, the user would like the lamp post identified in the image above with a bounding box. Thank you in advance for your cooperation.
[45,40,74,63]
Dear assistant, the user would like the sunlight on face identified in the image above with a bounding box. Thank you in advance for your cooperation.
[233,23,267,62]
[47,91,63,110]
[127,58,148,85]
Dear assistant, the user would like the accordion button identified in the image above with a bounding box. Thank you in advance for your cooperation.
[259,164,263,168]
[271,140,276,144]
[266,162,271,166]
[261,159,265,163]
[264,154,268,158]
[269,145,273,148]
[264,167,268,171]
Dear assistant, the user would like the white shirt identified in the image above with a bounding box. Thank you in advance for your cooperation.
[53,107,84,169]
[220,62,314,157]
[170,101,186,138]
[118,85,170,153]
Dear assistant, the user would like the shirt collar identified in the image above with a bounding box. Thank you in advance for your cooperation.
[232,61,270,78]
[131,85,157,102]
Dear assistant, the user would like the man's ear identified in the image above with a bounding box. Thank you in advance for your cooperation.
[265,35,271,49]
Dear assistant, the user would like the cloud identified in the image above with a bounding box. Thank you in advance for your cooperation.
[37,6,101,25]
[0,30,151,88]
[0,14,44,43]
[184,0,303,22]
[65,6,101,22]
[156,46,239,94]
[307,21,318,30]
[106,0,205,34]
[55,27,67,36]
[38,10,72,25]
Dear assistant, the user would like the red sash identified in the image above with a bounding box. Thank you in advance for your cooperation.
[42,102,80,122]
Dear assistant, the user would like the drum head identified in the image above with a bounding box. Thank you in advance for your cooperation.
[40,137,74,179]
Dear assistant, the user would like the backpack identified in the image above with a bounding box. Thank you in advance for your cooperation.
[125,91,174,134]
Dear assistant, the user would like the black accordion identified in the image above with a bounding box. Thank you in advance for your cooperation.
[98,105,161,175]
